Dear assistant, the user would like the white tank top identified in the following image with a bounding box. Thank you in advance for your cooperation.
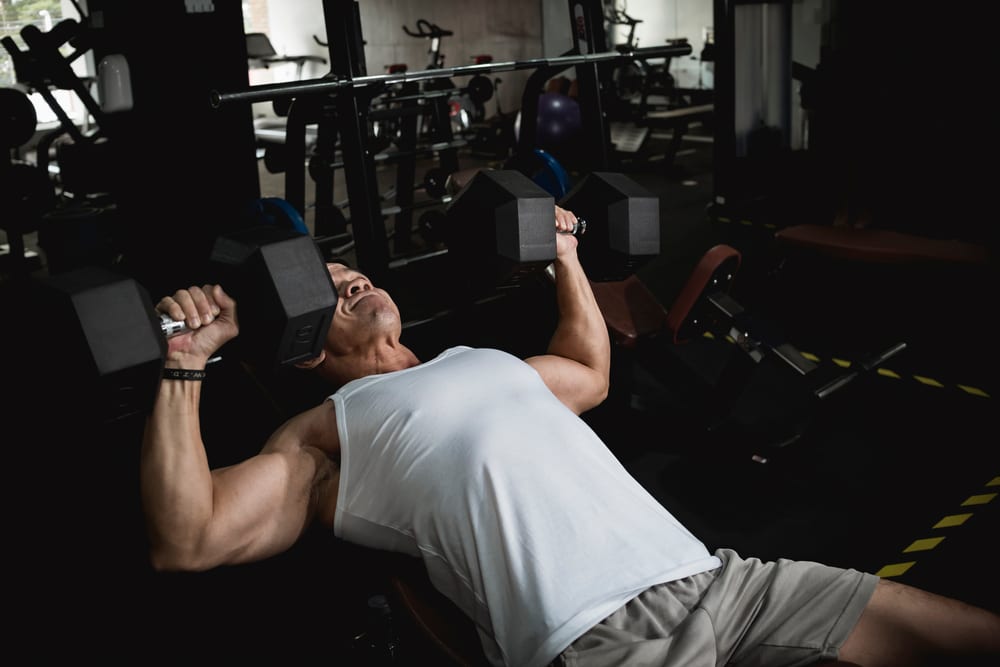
[332,346,720,667]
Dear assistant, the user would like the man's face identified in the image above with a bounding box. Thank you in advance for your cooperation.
[325,263,402,351]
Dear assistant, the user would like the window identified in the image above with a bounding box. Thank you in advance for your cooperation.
[2,0,93,128]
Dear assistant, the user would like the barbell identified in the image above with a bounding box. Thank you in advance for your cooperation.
[209,44,691,108]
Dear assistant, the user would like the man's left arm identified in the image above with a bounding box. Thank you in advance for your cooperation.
[525,206,611,414]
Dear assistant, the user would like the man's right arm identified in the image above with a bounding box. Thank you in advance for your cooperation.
[525,207,611,415]
[140,285,329,572]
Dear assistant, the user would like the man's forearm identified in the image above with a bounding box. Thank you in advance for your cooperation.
[140,379,216,570]
[547,252,611,379]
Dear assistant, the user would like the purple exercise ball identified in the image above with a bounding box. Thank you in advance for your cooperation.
[535,92,582,147]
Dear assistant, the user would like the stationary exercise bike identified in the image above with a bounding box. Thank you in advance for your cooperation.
[604,7,683,119]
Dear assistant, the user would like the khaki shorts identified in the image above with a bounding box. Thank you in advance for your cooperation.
[555,548,878,667]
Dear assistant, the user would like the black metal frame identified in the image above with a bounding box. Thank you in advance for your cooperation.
[219,0,690,281]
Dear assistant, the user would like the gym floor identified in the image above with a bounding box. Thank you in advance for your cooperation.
[5,120,996,662]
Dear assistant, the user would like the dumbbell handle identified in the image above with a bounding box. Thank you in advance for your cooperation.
[545,218,588,281]
[159,312,191,339]
[159,313,225,364]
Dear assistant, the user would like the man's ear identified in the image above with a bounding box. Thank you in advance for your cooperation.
[295,350,326,370]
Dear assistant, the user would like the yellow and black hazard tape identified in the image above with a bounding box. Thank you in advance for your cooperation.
[702,331,992,399]
[796,349,992,400]
[873,476,999,579]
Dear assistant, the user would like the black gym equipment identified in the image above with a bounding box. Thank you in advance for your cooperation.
[606,7,650,101]
[441,169,570,297]
[13,158,662,423]
[0,82,123,281]
[467,72,518,162]
[405,168,656,302]
[559,171,660,280]
[589,242,907,463]
[273,18,495,259]
[211,0,690,285]
[604,8,689,117]
[265,55,484,259]
[41,1,261,298]
[216,44,686,135]
[26,265,172,424]
[208,226,338,367]
[710,0,795,227]
[2,18,117,200]
[403,19,452,71]
[0,86,38,148]
[18,226,338,424]
[246,31,328,163]
[1,87,56,281]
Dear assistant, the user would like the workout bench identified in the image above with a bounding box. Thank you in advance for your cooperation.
[773,224,990,266]
[386,555,489,666]
[590,243,906,459]
[638,103,714,171]
[769,222,989,363]
[590,242,739,349]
